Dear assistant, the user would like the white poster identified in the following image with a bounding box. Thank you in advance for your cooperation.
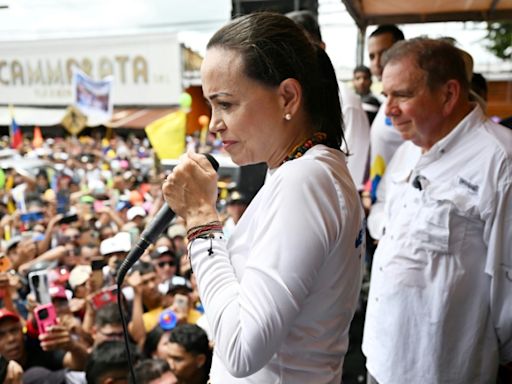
[0,33,183,106]
[72,67,113,123]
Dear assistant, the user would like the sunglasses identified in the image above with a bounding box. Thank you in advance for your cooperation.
[157,260,175,268]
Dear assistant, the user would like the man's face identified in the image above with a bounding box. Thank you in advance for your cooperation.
[153,254,177,282]
[167,342,203,382]
[0,319,24,362]
[140,271,161,306]
[368,32,396,80]
[382,56,446,150]
[353,71,372,96]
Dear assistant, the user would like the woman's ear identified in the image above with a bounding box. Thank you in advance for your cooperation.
[279,78,302,118]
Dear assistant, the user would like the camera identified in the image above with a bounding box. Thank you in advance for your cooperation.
[58,213,79,224]
[92,286,118,310]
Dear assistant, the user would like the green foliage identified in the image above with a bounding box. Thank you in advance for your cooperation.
[485,21,512,60]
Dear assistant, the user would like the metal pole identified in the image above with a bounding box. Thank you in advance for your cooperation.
[356,26,366,65]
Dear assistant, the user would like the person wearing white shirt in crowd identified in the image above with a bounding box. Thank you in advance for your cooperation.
[362,37,512,384]
[163,12,365,384]
[367,25,405,203]
[286,10,371,192]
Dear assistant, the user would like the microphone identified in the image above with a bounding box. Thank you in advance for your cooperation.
[116,153,219,285]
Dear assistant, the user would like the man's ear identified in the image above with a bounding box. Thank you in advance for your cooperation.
[195,353,207,369]
[442,79,461,116]
[279,78,302,117]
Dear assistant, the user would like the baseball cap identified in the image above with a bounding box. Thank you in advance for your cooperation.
[115,199,131,212]
[69,265,92,289]
[5,236,22,251]
[167,276,193,295]
[0,308,20,323]
[150,246,175,260]
[167,223,186,239]
[22,367,66,384]
[226,190,251,205]
[100,232,132,256]
[127,206,146,221]
[49,284,68,300]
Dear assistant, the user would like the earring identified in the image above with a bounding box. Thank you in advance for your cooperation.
[284,113,292,121]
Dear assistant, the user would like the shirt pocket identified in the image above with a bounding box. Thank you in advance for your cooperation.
[411,186,478,256]
[411,198,452,254]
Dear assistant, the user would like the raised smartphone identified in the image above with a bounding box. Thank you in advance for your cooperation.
[34,303,58,335]
[28,270,51,305]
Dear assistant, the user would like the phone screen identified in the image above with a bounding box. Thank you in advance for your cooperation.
[28,271,51,305]
[58,213,79,224]
[174,294,190,311]
[20,211,44,223]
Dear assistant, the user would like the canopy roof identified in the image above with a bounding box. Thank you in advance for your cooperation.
[341,0,512,29]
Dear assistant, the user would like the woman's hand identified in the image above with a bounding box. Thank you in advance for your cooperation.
[162,151,219,228]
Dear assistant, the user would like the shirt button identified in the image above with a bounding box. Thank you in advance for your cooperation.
[375,297,379,302]
[379,267,383,272]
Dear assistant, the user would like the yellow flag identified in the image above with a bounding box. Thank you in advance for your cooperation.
[145,110,186,160]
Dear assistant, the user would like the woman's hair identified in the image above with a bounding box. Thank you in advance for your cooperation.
[143,325,168,358]
[207,12,344,150]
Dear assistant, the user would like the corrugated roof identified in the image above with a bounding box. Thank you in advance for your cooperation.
[107,108,178,129]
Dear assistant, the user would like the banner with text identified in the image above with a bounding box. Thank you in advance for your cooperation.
[0,33,182,106]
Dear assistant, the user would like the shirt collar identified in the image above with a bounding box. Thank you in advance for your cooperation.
[420,103,484,164]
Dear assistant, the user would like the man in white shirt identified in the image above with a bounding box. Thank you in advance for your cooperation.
[367,25,405,202]
[362,38,512,384]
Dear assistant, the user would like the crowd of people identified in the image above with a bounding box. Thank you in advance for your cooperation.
[0,133,220,383]
[0,9,511,384]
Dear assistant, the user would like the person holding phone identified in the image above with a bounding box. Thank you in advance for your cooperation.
[0,308,89,376]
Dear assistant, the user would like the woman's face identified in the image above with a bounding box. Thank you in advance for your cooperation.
[201,47,287,168]
[154,331,171,360]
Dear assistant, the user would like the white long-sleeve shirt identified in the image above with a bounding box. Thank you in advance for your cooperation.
[340,84,371,190]
[189,145,365,383]
[363,106,512,384]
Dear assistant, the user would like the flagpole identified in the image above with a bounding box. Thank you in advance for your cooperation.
[8,104,14,145]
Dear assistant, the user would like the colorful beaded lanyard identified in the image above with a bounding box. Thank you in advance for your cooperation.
[282,131,328,164]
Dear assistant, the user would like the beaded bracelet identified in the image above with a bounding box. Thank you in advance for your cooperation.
[187,221,223,242]
[187,220,222,235]
[188,229,224,257]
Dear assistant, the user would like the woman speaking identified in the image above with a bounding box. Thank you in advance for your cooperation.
[163,12,364,384]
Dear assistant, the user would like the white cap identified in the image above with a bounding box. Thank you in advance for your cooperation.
[127,206,146,221]
[100,232,132,255]
[167,223,186,239]
[69,265,92,289]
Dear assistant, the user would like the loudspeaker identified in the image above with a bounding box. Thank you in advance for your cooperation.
[238,163,267,200]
